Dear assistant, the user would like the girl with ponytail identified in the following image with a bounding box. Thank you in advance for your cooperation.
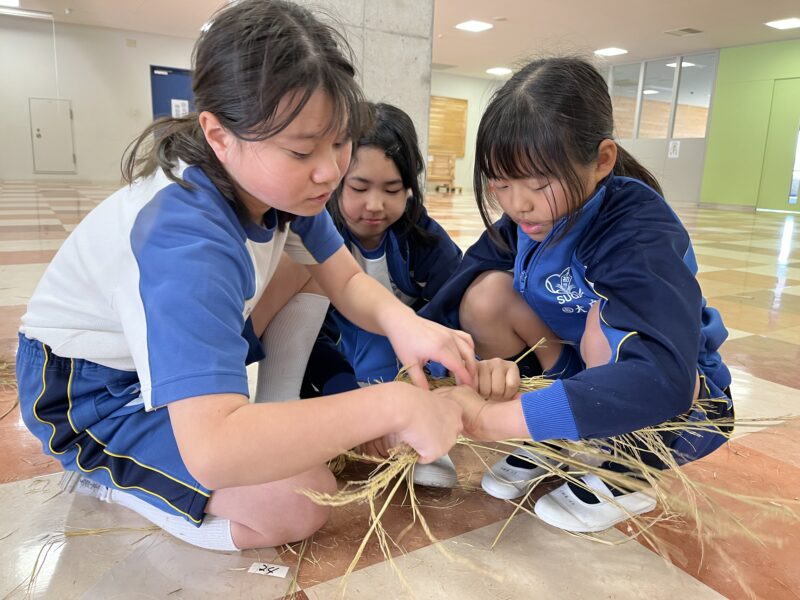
[424,56,732,533]
[17,0,479,553]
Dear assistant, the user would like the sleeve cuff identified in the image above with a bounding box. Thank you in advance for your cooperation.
[148,371,250,409]
[520,380,580,441]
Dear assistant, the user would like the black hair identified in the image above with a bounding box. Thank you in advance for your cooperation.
[474,56,662,246]
[122,0,367,228]
[328,102,438,246]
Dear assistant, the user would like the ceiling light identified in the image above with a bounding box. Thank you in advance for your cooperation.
[642,89,659,95]
[594,47,628,57]
[455,20,493,32]
[765,17,800,30]
[486,67,512,76]
[0,0,20,7]
[0,6,52,19]
[666,61,696,68]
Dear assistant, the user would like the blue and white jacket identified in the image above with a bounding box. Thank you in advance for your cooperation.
[316,207,463,385]
[423,174,732,447]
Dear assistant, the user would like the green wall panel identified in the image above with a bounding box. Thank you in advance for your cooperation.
[701,80,772,206]
[757,78,800,211]
[702,39,800,209]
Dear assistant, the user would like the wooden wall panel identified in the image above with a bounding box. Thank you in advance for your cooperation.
[428,95,467,157]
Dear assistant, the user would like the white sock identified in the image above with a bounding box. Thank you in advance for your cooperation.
[106,488,238,552]
[72,474,238,551]
[254,292,329,403]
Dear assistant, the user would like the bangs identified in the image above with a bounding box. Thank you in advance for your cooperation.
[221,14,367,144]
[481,140,551,182]
[477,95,566,183]
[473,81,589,248]
[240,67,367,143]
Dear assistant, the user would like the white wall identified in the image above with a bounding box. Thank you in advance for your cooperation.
[0,15,195,182]
[0,0,434,183]
[619,138,708,204]
[429,71,502,192]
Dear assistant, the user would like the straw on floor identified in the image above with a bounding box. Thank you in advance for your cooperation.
[302,367,798,598]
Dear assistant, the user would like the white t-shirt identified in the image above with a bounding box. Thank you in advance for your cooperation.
[349,238,415,306]
[21,165,343,410]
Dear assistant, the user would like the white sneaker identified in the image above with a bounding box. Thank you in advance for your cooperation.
[481,446,562,500]
[534,473,656,533]
[412,454,458,488]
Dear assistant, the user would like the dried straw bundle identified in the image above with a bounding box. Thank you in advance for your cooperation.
[304,446,428,596]
[303,369,798,597]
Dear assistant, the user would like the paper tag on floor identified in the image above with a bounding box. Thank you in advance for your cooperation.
[247,562,290,578]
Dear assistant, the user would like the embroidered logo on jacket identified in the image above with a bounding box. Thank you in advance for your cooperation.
[545,267,584,305]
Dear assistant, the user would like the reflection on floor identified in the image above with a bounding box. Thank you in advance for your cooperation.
[0,180,798,598]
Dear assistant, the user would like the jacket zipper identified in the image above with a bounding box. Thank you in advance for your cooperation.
[517,222,564,294]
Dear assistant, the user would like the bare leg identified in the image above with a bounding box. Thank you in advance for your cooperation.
[579,303,612,368]
[580,303,700,397]
[205,466,337,549]
[459,271,562,370]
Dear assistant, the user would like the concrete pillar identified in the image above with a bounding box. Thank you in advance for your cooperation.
[295,0,434,156]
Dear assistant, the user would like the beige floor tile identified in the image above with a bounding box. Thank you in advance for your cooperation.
[737,264,800,280]
[727,367,800,437]
[0,264,47,306]
[0,474,291,600]
[691,247,777,264]
[724,327,757,340]
[304,519,725,599]
[696,264,728,274]
[760,325,800,345]
[0,239,65,252]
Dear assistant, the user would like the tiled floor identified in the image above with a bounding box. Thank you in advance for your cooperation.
[1,180,799,599]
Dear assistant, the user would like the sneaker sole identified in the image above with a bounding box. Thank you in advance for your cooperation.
[534,485,656,532]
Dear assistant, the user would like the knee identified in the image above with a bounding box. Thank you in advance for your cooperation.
[291,466,337,538]
[281,466,337,543]
[242,467,336,547]
[459,271,514,332]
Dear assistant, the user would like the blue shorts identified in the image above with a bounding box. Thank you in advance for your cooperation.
[16,334,212,525]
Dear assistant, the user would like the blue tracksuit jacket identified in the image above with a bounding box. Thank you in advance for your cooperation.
[315,207,463,384]
[422,174,732,460]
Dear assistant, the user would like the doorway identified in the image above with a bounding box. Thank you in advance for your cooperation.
[28,97,76,174]
[150,66,194,120]
[756,78,800,212]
